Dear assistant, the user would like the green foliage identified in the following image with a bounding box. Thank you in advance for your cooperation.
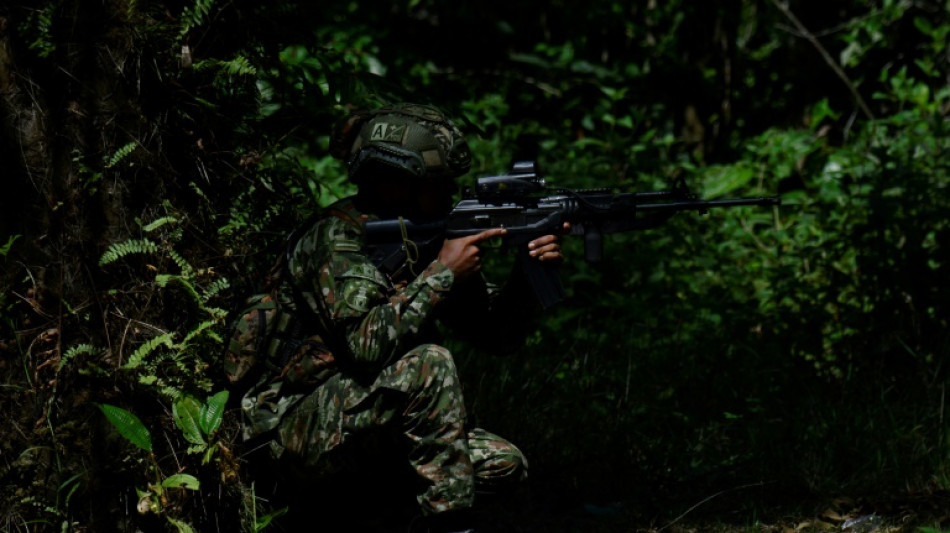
[178,0,215,39]
[1,234,20,257]
[99,213,229,394]
[142,215,180,232]
[17,3,56,58]
[59,343,100,372]
[96,392,224,529]
[193,55,258,77]
[123,331,175,371]
[96,403,152,451]
[172,391,228,459]
[243,483,289,533]
[99,238,160,266]
[105,141,138,168]
[163,474,201,491]
[9,0,950,530]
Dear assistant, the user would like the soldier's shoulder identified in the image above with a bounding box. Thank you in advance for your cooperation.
[315,198,366,238]
[323,197,365,224]
[291,198,366,265]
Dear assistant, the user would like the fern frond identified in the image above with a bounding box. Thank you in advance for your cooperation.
[60,344,100,372]
[159,385,182,399]
[180,319,220,346]
[193,56,257,77]
[142,216,180,232]
[24,7,55,58]
[99,238,160,266]
[124,332,175,369]
[105,142,138,168]
[155,274,202,305]
[201,277,230,301]
[166,249,194,277]
[222,55,256,76]
[178,0,215,39]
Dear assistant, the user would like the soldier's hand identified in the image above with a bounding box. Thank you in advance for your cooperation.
[438,228,507,281]
[527,222,570,265]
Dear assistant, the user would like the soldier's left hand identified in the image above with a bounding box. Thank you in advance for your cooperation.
[527,222,570,264]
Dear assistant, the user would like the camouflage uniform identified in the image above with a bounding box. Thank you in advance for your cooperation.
[240,197,529,517]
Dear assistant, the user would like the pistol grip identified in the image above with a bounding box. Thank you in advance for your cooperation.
[518,245,565,309]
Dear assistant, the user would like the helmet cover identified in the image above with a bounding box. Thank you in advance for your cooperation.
[330,103,471,183]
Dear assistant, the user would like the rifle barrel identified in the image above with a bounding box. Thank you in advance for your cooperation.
[636,196,781,212]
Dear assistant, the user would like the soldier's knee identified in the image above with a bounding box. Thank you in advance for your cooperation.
[481,446,528,482]
[506,449,529,482]
[401,343,457,380]
[468,428,528,489]
[417,343,455,371]
[391,344,462,398]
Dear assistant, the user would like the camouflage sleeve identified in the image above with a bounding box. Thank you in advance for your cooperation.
[288,213,454,372]
[332,256,454,371]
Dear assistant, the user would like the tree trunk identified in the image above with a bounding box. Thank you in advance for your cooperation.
[0,3,199,528]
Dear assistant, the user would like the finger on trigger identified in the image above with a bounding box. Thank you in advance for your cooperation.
[474,227,507,242]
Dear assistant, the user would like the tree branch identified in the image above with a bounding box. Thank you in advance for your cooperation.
[770,0,875,121]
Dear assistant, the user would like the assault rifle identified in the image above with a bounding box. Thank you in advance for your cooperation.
[365,161,781,309]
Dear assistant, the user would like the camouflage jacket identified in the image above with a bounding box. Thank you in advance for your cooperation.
[240,195,538,439]
[285,196,540,371]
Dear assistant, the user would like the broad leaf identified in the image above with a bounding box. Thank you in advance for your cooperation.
[199,390,229,435]
[167,517,196,533]
[96,403,152,451]
[172,395,207,446]
[162,473,200,491]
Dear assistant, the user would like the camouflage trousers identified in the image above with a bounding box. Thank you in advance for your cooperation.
[273,343,527,515]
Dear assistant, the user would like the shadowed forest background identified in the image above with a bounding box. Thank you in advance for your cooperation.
[2,0,950,531]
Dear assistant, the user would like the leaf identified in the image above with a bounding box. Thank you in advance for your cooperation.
[201,443,217,465]
[161,473,200,491]
[96,403,152,451]
[172,395,207,446]
[1,234,20,257]
[60,343,99,372]
[256,507,289,531]
[167,516,197,533]
[820,509,844,521]
[142,216,179,232]
[99,238,160,266]
[123,332,175,369]
[180,320,220,345]
[703,165,756,198]
[809,98,840,129]
[105,141,137,168]
[199,391,229,435]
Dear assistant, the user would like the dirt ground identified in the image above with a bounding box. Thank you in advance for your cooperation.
[258,468,950,533]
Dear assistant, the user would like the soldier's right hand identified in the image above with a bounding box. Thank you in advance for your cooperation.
[437,228,507,281]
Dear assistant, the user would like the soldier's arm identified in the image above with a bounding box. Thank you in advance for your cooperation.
[326,228,507,370]
[436,230,567,353]
[290,214,456,373]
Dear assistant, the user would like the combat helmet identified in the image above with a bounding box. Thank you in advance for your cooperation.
[330,103,472,183]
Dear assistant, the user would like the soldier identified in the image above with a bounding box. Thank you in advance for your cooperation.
[238,103,566,532]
